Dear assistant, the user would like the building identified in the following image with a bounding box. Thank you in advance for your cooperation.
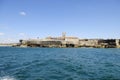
[17,33,120,48]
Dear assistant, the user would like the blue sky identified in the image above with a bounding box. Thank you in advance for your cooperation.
[0,0,120,43]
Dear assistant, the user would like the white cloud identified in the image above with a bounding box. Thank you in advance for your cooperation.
[0,32,4,36]
[19,33,25,36]
[0,38,18,43]
[19,11,26,16]
[19,33,28,39]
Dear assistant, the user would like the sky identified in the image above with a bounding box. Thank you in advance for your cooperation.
[0,0,120,43]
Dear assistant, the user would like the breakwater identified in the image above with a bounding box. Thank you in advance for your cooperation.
[14,33,120,48]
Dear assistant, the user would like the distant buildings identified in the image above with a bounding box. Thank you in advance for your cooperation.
[15,33,120,48]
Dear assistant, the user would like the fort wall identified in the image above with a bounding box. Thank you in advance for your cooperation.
[15,33,120,48]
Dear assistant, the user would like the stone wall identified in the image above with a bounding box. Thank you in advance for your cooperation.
[79,39,100,47]
[98,39,116,48]
[26,40,62,47]
[65,38,79,44]
[19,39,120,48]
[116,39,120,48]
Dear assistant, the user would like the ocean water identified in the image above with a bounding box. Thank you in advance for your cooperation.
[0,47,120,80]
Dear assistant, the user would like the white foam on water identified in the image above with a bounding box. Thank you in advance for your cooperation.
[0,76,16,80]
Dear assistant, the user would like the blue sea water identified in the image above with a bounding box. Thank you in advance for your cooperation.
[0,47,120,80]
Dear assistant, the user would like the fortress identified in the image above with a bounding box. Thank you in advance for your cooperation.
[15,33,120,48]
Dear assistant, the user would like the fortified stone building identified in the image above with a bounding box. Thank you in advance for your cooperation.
[18,33,120,48]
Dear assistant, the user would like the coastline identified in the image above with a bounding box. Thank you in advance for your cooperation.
[15,33,120,48]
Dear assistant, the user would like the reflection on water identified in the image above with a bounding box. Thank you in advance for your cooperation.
[0,47,120,80]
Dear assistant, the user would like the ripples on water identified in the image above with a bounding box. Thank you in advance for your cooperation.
[0,47,120,80]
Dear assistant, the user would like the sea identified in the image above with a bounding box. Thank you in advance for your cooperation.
[0,47,120,80]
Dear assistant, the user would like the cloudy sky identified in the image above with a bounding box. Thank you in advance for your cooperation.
[0,0,120,43]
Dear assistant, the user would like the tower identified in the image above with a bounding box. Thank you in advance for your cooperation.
[62,32,66,38]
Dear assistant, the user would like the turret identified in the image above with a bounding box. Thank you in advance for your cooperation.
[62,32,66,39]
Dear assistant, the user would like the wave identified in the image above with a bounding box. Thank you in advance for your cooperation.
[0,76,16,80]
